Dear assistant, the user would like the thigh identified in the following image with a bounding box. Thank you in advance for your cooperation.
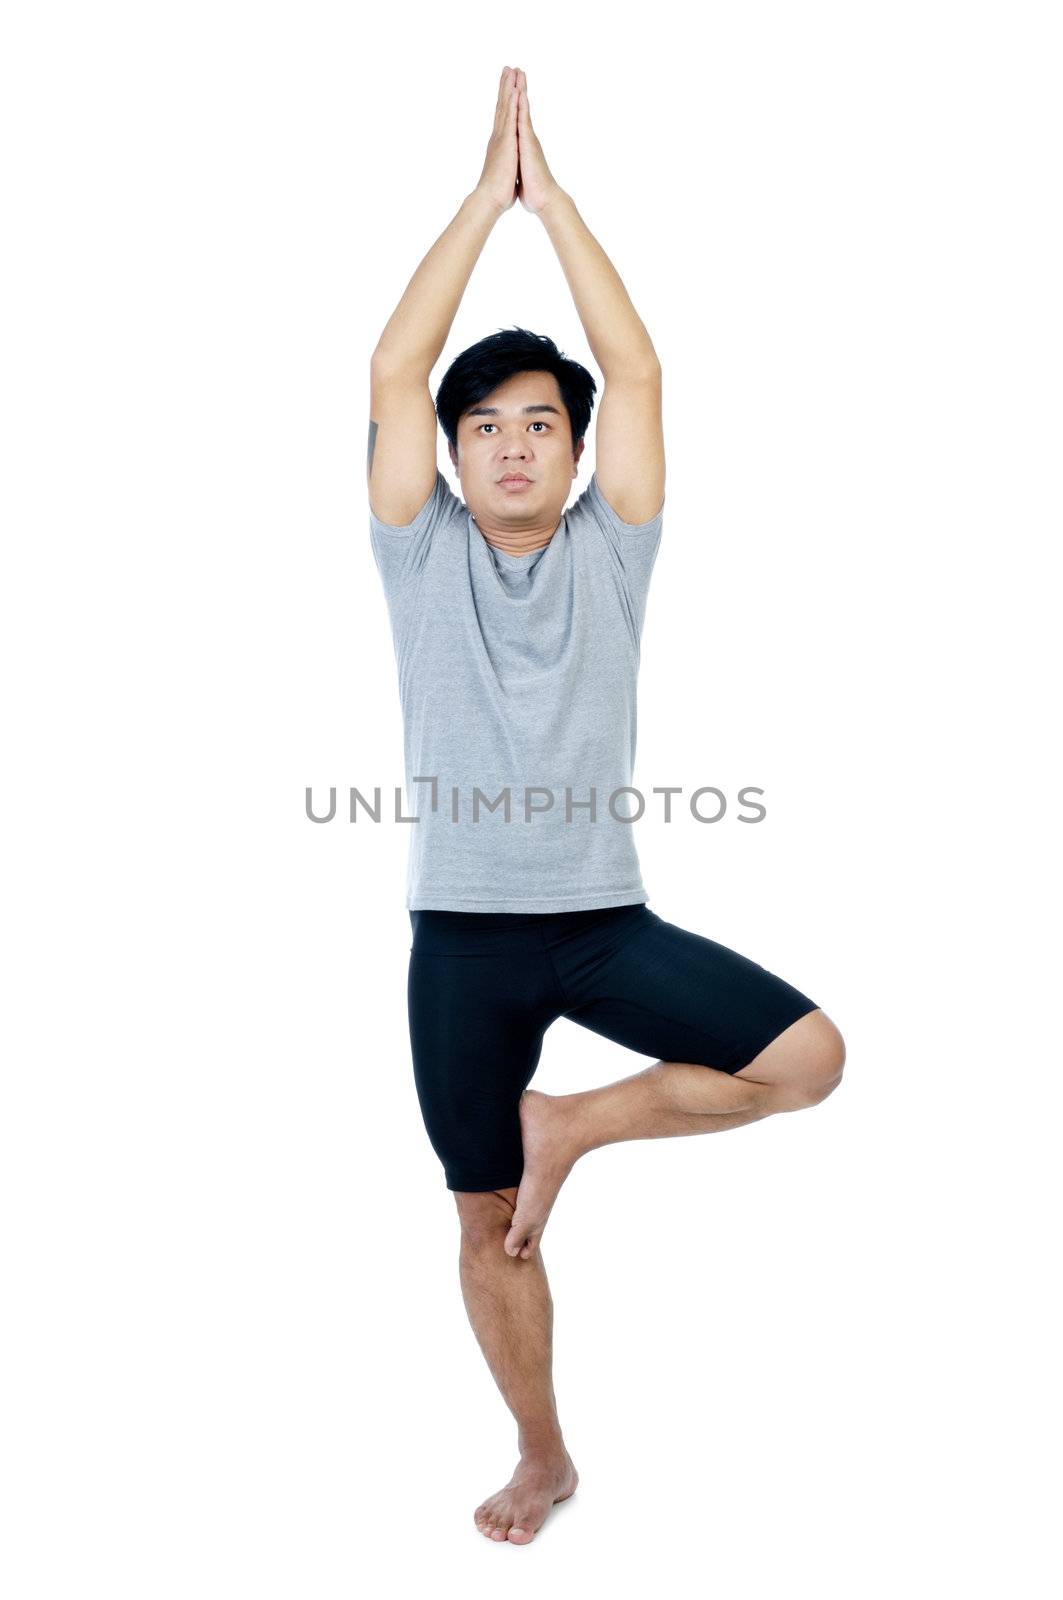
[407,915,561,1192]
[557,907,820,1075]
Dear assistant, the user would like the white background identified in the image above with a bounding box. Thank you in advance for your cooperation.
[2,2,1059,1594]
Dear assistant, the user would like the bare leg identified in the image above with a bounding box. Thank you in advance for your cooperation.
[504,1008,845,1259]
[455,1009,844,1542]
[457,1186,579,1544]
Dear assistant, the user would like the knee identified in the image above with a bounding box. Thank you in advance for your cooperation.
[454,1187,517,1251]
[790,1011,846,1107]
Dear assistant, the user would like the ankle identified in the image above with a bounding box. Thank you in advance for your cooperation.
[517,1426,567,1461]
[553,1089,599,1163]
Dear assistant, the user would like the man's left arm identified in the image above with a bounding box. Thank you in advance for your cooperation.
[537,190,664,525]
[515,72,664,524]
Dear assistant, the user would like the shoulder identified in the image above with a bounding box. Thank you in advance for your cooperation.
[369,468,466,540]
[368,469,467,600]
[568,471,665,537]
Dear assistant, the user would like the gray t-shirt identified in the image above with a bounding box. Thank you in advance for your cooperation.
[369,468,664,911]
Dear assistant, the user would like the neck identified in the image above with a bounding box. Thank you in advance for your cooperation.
[478,525,556,556]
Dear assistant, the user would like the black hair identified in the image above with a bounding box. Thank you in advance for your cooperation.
[434,326,596,460]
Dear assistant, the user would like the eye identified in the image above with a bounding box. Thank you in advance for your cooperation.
[478,421,549,434]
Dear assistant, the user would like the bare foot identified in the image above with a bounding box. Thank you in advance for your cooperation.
[473,1449,579,1544]
[504,1089,581,1260]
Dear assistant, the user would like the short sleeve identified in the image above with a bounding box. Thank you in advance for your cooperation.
[369,469,463,599]
[574,472,665,641]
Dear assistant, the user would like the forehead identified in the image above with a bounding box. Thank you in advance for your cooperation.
[461,370,564,424]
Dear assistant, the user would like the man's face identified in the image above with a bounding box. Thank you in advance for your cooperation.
[450,370,584,529]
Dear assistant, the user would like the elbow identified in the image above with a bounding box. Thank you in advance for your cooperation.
[606,355,662,385]
[370,345,428,383]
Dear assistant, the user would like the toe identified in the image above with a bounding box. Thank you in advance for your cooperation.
[509,1220,543,1257]
[508,1524,533,1543]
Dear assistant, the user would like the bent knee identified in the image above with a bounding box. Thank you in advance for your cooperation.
[747,1008,846,1109]
[791,1010,846,1106]
[454,1186,518,1248]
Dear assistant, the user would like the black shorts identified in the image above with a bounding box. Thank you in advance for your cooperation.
[406,902,820,1193]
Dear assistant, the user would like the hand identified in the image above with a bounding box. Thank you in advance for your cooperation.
[474,66,520,214]
[515,69,563,214]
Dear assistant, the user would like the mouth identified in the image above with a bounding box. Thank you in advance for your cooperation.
[498,474,531,487]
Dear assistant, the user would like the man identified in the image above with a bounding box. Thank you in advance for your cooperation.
[367,67,845,1545]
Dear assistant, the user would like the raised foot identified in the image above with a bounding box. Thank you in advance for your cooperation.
[474,1450,579,1544]
[505,1089,581,1260]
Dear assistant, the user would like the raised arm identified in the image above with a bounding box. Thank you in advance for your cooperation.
[514,69,665,525]
[368,67,521,525]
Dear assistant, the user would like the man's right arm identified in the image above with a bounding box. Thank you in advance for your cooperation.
[369,68,520,525]
[368,188,506,527]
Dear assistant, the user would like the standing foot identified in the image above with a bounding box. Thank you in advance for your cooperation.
[473,1448,579,1544]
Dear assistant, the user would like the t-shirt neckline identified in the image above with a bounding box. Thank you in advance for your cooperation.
[470,510,565,569]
